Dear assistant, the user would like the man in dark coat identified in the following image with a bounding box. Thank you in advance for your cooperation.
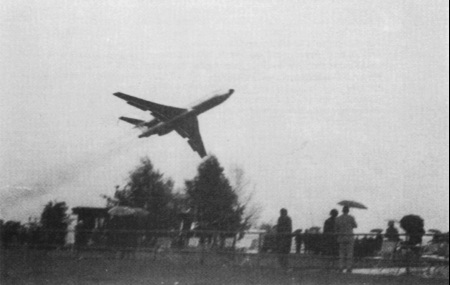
[323,209,339,256]
[276,208,292,269]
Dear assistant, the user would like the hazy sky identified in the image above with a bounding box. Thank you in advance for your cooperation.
[1,0,448,233]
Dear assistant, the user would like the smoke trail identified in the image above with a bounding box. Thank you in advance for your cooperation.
[0,131,142,220]
[34,132,138,190]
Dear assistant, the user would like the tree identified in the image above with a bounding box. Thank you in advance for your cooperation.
[185,156,242,233]
[228,166,261,231]
[113,157,176,230]
[40,201,69,247]
[2,220,22,247]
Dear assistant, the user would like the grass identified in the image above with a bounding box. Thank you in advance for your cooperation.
[2,249,448,285]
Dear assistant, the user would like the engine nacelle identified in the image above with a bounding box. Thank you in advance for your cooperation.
[145,119,159,128]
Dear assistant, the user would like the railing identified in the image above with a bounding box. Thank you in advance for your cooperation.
[1,229,448,281]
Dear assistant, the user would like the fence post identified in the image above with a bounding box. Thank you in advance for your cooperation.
[257,232,262,268]
[0,221,7,283]
[232,233,237,264]
[200,241,206,265]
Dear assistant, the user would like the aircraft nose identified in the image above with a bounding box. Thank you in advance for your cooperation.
[218,89,234,101]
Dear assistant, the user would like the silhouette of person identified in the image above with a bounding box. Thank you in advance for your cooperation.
[293,229,303,254]
[335,206,357,273]
[385,221,400,242]
[276,208,292,269]
[323,209,339,257]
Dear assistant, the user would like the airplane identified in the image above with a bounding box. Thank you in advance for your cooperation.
[113,89,234,158]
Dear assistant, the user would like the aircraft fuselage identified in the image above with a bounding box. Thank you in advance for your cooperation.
[138,89,233,138]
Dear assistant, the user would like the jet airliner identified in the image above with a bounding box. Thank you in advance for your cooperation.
[113,89,234,158]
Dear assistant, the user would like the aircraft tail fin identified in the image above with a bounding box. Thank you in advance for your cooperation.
[119,116,145,126]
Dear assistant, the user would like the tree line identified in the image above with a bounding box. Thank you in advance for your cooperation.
[109,155,257,233]
[1,155,258,247]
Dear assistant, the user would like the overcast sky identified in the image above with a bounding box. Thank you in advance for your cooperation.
[1,0,448,233]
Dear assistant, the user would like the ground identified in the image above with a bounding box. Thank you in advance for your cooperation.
[2,249,448,285]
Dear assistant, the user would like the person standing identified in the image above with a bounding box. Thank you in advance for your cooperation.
[276,208,292,269]
[293,229,303,254]
[323,209,339,257]
[335,206,357,273]
[385,221,400,242]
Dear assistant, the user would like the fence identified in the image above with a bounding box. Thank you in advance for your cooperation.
[1,228,448,281]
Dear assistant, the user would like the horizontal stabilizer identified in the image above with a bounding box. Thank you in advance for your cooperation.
[119,117,145,126]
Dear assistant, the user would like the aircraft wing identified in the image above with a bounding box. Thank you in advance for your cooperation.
[174,116,207,158]
[114,92,187,121]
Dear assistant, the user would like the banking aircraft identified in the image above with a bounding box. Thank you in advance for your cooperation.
[113,89,234,158]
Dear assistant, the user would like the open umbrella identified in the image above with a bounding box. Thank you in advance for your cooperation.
[400,215,425,245]
[370,229,383,233]
[108,206,136,217]
[133,208,150,217]
[337,200,368,210]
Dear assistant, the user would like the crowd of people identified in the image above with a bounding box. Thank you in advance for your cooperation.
[2,206,448,270]
[272,207,360,272]
[272,206,445,273]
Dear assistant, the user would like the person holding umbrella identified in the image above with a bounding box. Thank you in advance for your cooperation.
[335,205,358,273]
